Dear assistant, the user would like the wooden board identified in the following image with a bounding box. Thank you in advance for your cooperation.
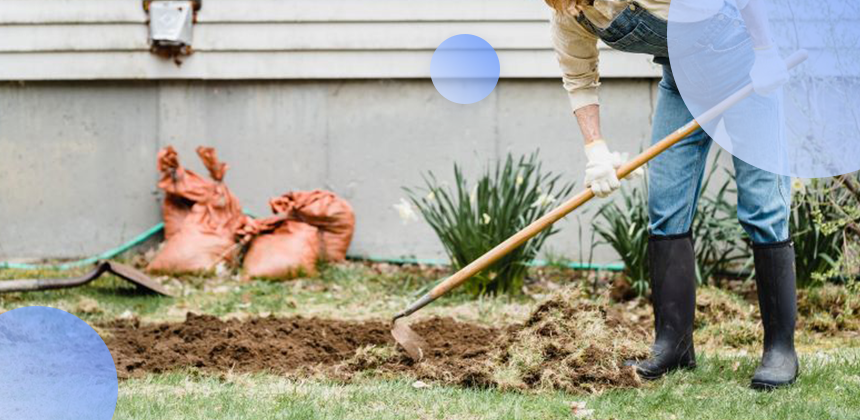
[0,50,662,80]
[0,0,548,24]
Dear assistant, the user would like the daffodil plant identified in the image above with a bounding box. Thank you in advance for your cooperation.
[405,152,575,296]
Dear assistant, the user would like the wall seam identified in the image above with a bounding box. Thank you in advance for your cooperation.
[494,81,501,159]
[324,81,332,189]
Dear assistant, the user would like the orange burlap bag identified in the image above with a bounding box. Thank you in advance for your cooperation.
[270,190,355,261]
[243,219,321,279]
[147,146,253,275]
[242,190,354,280]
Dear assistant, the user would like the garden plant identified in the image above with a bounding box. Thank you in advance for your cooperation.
[406,151,575,295]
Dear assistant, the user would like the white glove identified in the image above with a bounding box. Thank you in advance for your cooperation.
[584,140,621,198]
[749,46,789,96]
[584,140,644,198]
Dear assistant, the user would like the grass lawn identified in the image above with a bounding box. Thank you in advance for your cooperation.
[2,261,859,419]
[116,351,860,420]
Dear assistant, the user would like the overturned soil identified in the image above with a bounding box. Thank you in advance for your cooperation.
[106,314,499,380]
[105,289,649,394]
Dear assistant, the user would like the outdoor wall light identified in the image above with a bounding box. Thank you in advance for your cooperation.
[143,0,202,63]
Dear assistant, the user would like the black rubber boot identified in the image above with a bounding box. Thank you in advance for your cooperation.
[634,232,697,380]
[751,240,799,390]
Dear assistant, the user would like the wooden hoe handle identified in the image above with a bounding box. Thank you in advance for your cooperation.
[393,50,808,320]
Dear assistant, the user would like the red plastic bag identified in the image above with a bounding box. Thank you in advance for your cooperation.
[243,220,320,280]
[147,146,252,275]
[269,190,355,261]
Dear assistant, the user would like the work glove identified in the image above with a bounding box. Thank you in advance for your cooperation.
[749,46,789,96]
[584,140,643,198]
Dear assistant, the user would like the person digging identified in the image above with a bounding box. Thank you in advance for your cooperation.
[542,0,797,390]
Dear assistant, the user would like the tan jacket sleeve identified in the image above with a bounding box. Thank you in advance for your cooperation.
[550,13,601,112]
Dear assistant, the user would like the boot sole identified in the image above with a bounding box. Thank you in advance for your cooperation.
[637,362,697,381]
[750,377,796,391]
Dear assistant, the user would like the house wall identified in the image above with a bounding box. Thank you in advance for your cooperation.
[0,78,687,262]
[2,0,727,263]
[0,0,662,80]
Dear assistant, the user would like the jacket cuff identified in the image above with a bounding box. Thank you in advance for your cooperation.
[568,87,599,112]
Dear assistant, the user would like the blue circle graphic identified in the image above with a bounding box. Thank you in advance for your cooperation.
[431,34,501,104]
[667,0,860,177]
[0,306,118,419]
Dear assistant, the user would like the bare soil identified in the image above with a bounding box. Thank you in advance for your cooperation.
[103,283,859,393]
[106,314,499,380]
[105,289,649,394]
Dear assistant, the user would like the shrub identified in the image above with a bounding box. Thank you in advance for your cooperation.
[791,177,849,288]
[406,151,575,296]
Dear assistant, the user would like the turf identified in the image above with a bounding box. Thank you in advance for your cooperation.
[114,352,860,420]
[2,261,859,419]
[0,262,536,327]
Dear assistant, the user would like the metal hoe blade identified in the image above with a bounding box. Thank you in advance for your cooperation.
[103,261,173,296]
[0,261,173,297]
[391,318,429,362]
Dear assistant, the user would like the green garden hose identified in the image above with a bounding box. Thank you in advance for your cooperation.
[0,223,165,271]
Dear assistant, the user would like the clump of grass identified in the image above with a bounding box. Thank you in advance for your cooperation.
[806,313,840,333]
[340,345,401,372]
[798,285,860,332]
[693,287,760,349]
[479,287,648,394]
[708,319,759,348]
[694,287,754,329]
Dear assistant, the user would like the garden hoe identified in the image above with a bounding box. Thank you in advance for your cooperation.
[0,260,173,296]
[392,50,809,361]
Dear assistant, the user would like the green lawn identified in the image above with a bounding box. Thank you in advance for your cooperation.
[116,352,860,420]
[2,261,859,419]
[0,262,538,327]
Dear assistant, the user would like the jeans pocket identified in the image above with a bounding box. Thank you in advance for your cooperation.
[605,21,668,56]
[708,24,753,54]
[675,55,711,93]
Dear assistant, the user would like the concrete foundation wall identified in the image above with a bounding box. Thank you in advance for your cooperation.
[0,78,694,263]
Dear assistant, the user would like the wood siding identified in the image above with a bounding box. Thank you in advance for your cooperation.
[0,0,662,80]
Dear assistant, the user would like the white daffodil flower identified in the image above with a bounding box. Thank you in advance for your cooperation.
[531,193,556,208]
[426,190,436,202]
[791,178,805,193]
[393,198,418,224]
[515,173,525,187]
[482,213,492,225]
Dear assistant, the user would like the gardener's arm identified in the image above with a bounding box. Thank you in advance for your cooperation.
[551,14,627,198]
[551,13,600,125]
[574,104,602,144]
[738,0,789,95]
[738,0,772,49]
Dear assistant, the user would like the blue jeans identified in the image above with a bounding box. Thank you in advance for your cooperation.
[578,1,791,244]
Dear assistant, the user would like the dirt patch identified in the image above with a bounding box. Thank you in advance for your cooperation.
[105,289,649,393]
[106,313,498,380]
